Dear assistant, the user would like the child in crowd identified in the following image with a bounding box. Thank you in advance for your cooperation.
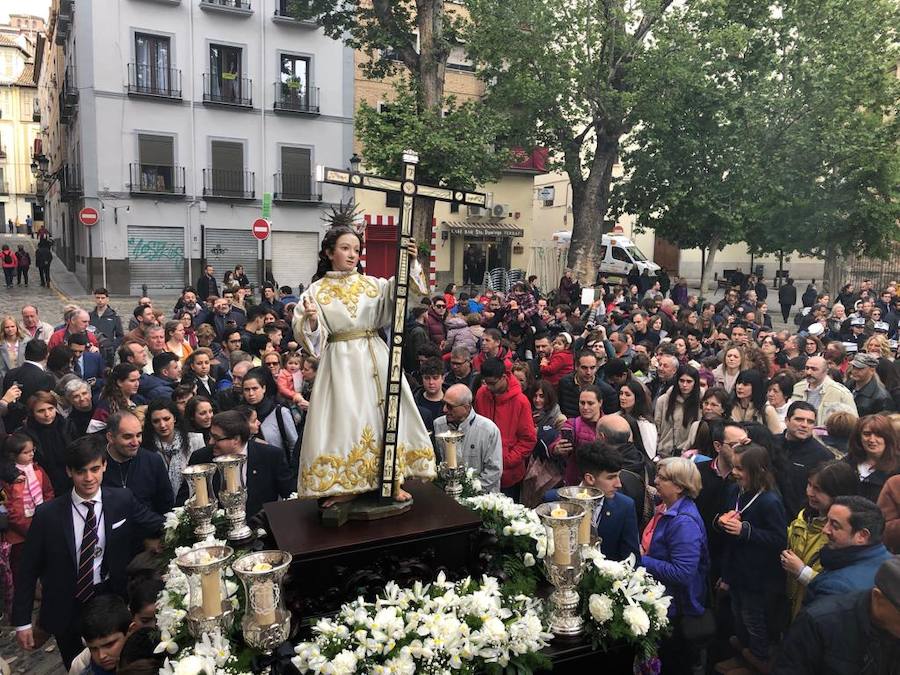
[67,594,133,675]
[2,433,54,578]
[273,351,308,421]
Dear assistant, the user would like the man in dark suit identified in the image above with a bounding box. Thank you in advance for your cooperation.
[188,410,293,517]
[578,442,640,562]
[66,332,105,397]
[3,339,55,429]
[12,435,164,670]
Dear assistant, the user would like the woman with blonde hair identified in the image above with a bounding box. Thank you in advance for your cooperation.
[864,334,892,361]
[0,314,28,378]
[711,343,742,393]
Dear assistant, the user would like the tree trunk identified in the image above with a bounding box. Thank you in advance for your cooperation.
[699,234,721,300]
[412,196,436,282]
[566,131,621,286]
[822,248,851,295]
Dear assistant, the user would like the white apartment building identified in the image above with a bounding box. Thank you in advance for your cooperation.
[36,0,354,295]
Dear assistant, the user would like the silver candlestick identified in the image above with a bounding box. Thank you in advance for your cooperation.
[232,550,293,654]
[182,464,218,539]
[435,429,466,498]
[536,501,587,637]
[175,544,235,639]
[213,453,253,543]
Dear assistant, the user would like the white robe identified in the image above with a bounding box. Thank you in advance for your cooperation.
[292,267,435,498]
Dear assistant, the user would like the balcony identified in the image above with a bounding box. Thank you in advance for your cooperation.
[203,73,252,108]
[203,169,255,199]
[506,146,548,175]
[32,99,40,122]
[59,68,79,122]
[0,182,8,195]
[127,64,182,100]
[273,172,320,203]
[273,83,320,115]
[129,163,186,197]
[273,0,318,27]
[200,0,253,15]
[59,164,83,202]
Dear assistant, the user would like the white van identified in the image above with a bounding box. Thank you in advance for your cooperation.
[552,231,660,277]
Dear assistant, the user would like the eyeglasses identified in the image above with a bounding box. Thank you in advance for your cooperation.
[722,437,751,448]
[209,433,236,443]
[434,304,446,309]
[264,361,280,367]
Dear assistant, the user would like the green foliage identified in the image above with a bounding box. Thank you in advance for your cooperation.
[356,80,511,188]
[612,0,900,262]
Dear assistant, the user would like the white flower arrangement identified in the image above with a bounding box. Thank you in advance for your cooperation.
[462,493,547,562]
[579,549,672,659]
[292,572,553,674]
[159,630,253,675]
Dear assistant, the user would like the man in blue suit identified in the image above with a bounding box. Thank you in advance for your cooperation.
[12,435,163,670]
[66,333,105,398]
[577,441,641,561]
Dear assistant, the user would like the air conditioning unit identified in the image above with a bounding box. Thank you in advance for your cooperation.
[467,204,485,217]
[491,203,510,218]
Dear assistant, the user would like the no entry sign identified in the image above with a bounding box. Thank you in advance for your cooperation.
[79,207,100,227]
[252,218,270,241]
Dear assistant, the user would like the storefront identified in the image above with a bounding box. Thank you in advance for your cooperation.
[442,221,525,287]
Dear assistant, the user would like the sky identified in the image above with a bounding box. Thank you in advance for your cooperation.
[0,0,49,22]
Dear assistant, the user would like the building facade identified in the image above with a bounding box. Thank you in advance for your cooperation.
[0,33,41,232]
[35,0,354,295]
[351,15,545,290]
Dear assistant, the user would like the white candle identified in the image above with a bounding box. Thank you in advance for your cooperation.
[200,569,221,618]
[224,464,240,494]
[192,474,209,507]
[576,490,593,545]
[550,507,571,565]
[250,562,276,625]
[445,439,458,469]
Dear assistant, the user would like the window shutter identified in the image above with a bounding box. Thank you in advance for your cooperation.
[138,134,173,166]
[211,141,243,170]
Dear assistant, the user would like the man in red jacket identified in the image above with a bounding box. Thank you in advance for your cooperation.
[474,358,536,501]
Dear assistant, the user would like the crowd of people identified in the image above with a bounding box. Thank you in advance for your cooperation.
[403,270,900,674]
[0,252,898,674]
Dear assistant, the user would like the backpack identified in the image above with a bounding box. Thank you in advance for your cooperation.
[2,253,11,265]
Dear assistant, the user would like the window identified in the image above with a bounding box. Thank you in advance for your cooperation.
[278,146,312,199]
[599,245,608,261]
[135,33,171,95]
[210,140,245,197]
[450,202,459,213]
[612,247,631,263]
[447,45,475,72]
[137,134,175,192]
[209,44,243,103]
[386,192,402,208]
[279,54,310,106]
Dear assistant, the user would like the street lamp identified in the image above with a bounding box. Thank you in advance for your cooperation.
[349,153,361,173]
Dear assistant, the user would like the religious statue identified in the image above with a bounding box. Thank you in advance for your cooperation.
[293,225,435,507]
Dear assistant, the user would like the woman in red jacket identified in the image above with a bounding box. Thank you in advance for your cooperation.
[539,332,575,386]
[2,432,54,578]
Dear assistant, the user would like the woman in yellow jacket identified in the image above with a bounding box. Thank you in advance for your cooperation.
[779,460,859,617]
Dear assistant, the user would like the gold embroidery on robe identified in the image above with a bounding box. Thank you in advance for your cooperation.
[315,273,379,319]
[301,425,435,495]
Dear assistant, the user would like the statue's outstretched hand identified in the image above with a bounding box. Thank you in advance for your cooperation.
[302,297,318,329]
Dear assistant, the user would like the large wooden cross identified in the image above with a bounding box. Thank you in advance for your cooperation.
[317,150,487,500]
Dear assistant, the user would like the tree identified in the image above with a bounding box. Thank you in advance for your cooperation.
[463,0,676,285]
[287,0,510,249]
[612,0,899,295]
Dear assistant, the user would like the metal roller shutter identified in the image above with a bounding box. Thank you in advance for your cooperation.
[127,226,185,295]
[204,228,259,288]
[271,231,318,291]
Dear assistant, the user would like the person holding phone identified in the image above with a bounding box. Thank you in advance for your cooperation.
[549,385,604,487]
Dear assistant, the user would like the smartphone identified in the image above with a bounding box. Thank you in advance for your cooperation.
[560,428,575,444]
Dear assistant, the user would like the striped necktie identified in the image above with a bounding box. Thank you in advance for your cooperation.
[75,501,97,602]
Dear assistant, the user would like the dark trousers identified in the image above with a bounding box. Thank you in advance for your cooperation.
[54,626,85,671]
[2,268,13,287]
[38,265,50,286]
[780,303,792,322]
[16,267,28,285]
[731,587,771,661]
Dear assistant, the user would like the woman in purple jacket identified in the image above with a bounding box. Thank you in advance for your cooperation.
[641,456,711,675]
